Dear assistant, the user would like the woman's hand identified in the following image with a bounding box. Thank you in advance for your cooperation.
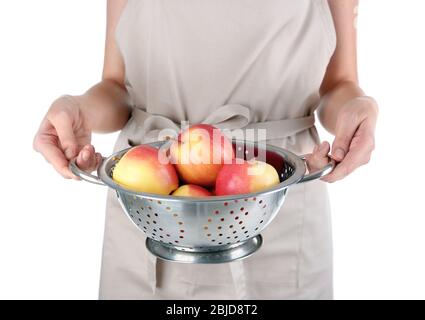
[307,97,378,183]
[33,95,102,179]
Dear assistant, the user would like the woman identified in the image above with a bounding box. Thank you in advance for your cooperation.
[33,0,378,299]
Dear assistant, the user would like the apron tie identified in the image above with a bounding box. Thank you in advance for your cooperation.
[128,104,315,145]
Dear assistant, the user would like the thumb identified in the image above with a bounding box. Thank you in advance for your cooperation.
[50,112,79,160]
[331,118,358,161]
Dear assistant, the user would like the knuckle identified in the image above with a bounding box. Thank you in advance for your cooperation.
[362,154,372,165]
[366,137,376,153]
[367,98,379,115]
[56,109,71,122]
[358,98,378,114]
[370,140,376,152]
[49,108,70,124]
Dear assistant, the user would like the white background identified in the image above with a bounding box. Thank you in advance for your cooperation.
[0,0,424,300]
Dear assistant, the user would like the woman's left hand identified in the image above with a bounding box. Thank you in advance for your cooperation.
[307,97,379,183]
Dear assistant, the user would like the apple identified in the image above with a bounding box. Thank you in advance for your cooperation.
[170,124,235,187]
[172,184,213,197]
[112,145,179,194]
[215,159,280,196]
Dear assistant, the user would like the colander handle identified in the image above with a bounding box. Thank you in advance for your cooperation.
[297,154,335,184]
[69,158,105,186]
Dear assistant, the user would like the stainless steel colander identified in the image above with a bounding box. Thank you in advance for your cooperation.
[70,140,334,263]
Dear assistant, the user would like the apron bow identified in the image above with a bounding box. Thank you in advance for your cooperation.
[128,104,315,145]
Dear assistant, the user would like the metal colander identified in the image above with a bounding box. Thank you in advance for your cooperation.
[70,140,334,263]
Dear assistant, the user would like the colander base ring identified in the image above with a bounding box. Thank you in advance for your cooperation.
[146,235,263,264]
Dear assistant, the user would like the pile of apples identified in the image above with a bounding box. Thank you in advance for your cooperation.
[112,124,280,197]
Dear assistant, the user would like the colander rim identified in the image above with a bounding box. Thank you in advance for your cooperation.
[97,140,306,202]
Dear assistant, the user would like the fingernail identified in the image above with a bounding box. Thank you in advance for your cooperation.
[82,150,90,161]
[334,148,345,160]
[319,142,327,152]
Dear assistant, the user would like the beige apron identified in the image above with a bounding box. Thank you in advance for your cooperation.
[99,0,336,299]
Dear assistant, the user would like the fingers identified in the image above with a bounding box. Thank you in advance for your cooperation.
[34,134,77,180]
[306,141,330,173]
[35,136,101,179]
[331,112,361,162]
[322,122,375,183]
[319,98,378,183]
[34,117,99,179]
[322,149,366,183]
[47,111,79,159]
[76,145,102,172]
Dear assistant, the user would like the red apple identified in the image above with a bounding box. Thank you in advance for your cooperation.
[112,145,179,194]
[170,124,234,187]
[215,159,280,196]
[172,184,213,197]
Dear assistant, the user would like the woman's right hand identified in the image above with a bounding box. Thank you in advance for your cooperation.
[33,95,102,179]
